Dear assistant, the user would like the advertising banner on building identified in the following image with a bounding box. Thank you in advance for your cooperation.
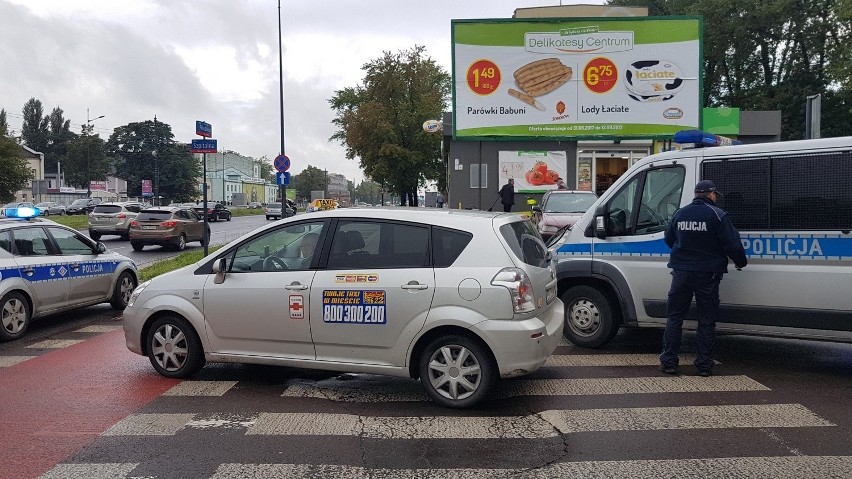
[142,179,153,197]
[452,17,701,139]
[499,151,567,193]
[89,180,108,191]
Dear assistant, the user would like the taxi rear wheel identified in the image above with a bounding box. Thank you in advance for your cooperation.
[110,271,137,310]
[146,315,205,378]
[0,291,30,342]
[419,335,496,408]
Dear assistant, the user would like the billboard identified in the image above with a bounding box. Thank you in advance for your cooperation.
[499,151,567,193]
[142,179,153,197]
[89,181,108,191]
[452,17,702,139]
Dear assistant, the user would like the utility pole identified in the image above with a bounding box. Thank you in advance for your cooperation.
[86,108,105,198]
[153,115,159,206]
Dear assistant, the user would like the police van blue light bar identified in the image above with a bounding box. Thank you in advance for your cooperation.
[4,207,41,219]
[673,129,742,148]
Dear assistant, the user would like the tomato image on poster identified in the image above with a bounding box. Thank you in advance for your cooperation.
[499,151,568,192]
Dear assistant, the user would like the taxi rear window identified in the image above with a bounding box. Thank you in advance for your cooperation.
[500,220,548,268]
[432,227,472,267]
[93,205,122,214]
[137,211,173,221]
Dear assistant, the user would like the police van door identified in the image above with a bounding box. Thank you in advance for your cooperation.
[593,165,687,324]
[310,219,435,367]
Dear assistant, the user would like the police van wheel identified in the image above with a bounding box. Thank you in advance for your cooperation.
[419,335,497,408]
[0,291,30,342]
[110,271,137,310]
[146,315,205,378]
[561,285,620,348]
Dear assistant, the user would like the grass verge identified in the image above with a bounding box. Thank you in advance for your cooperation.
[45,214,88,229]
[139,246,222,282]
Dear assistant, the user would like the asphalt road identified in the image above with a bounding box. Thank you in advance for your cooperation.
[1,306,850,479]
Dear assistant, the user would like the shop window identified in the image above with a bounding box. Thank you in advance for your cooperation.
[469,164,487,189]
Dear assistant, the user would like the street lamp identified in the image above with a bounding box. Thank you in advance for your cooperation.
[86,109,105,198]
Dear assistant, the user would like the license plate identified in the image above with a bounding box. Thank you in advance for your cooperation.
[546,284,557,304]
[141,225,157,230]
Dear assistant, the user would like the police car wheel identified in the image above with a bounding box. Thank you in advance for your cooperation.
[561,285,620,348]
[131,242,145,251]
[419,335,496,408]
[146,315,205,378]
[0,291,31,342]
[110,271,137,310]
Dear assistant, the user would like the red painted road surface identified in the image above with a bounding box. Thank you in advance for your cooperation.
[0,330,178,479]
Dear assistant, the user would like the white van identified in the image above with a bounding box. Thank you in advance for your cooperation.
[552,133,852,348]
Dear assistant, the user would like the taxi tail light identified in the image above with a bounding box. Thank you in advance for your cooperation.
[491,267,535,314]
[130,220,140,227]
[161,220,178,228]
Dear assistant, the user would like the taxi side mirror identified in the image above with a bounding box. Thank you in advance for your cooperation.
[213,257,227,284]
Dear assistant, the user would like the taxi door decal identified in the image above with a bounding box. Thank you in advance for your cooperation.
[322,290,386,324]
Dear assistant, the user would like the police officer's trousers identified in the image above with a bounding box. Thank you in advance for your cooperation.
[660,270,721,373]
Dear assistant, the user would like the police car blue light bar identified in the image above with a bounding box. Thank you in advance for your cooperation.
[673,129,742,147]
[4,207,41,218]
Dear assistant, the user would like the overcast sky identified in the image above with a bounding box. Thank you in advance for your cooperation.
[1,0,604,183]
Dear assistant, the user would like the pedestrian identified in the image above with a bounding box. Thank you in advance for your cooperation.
[660,180,747,377]
[556,177,567,190]
[498,178,515,212]
[436,192,445,208]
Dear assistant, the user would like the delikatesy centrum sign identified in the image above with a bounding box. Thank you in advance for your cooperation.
[451,17,702,139]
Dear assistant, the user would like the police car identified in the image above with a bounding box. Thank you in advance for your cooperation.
[0,206,138,341]
[122,207,563,408]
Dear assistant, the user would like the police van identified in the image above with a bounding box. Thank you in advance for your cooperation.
[552,131,852,348]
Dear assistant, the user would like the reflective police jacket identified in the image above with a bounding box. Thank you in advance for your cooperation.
[664,196,748,273]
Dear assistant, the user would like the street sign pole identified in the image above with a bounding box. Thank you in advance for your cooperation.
[193,123,214,256]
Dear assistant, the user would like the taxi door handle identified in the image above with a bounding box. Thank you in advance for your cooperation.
[401,281,428,290]
[285,282,308,291]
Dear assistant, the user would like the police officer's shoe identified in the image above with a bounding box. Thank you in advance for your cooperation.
[659,364,677,375]
[697,369,713,377]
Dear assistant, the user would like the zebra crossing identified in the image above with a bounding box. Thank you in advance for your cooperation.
[32,342,852,479]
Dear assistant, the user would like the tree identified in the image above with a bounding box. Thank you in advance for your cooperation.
[20,98,49,154]
[64,132,109,189]
[256,157,274,182]
[0,134,34,203]
[329,45,450,206]
[608,0,852,140]
[106,120,200,202]
[45,107,75,175]
[354,179,382,205]
[0,109,8,136]
[291,165,328,200]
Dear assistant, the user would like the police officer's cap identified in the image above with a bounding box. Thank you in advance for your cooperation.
[694,180,721,194]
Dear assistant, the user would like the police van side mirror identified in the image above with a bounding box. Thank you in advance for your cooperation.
[594,205,608,240]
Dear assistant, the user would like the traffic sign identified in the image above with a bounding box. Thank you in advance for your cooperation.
[274,154,291,172]
[195,121,212,138]
[276,171,291,186]
[191,139,217,153]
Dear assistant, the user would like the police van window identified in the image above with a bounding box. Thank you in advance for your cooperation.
[432,227,473,268]
[0,231,11,253]
[770,152,852,230]
[327,221,429,269]
[636,167,685,235]
[606,175,640,236]
[11,227,51,256]
[703,158,770,230]
[47,227,95,255]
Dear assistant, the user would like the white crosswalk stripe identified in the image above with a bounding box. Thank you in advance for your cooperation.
[281,375,768,402]
[0,355,36,367]
[543,353,711,367]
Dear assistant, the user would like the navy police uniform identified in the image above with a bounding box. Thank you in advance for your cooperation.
[660,180,747,376]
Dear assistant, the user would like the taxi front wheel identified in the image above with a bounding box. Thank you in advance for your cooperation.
[146,315,205,378]
[0,291,30,342]
[419,335,497,408]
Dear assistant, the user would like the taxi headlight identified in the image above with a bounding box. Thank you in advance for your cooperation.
[127,280,151,308]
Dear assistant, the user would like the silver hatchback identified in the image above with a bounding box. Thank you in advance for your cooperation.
[123,208,564,408]
[88,202,146,240]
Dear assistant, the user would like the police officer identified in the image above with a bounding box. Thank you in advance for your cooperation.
[660,180,747,377]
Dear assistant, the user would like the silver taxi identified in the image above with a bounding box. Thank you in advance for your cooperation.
[123,208,563,408]
[0,207,138,341]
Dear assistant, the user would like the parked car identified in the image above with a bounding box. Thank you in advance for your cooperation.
[532,190,598,241]
[88,201,146,240]
[66,198,101,215]
[193,203,232,222]
[0,208,138,342]
[247,202,262,209]
[35,202,66,216]
[265,200,296,220]
[122,208,563,408]
[129,207,210,251]
[2,202,35,217]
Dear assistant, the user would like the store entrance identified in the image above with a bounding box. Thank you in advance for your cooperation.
[576,147,650,195]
